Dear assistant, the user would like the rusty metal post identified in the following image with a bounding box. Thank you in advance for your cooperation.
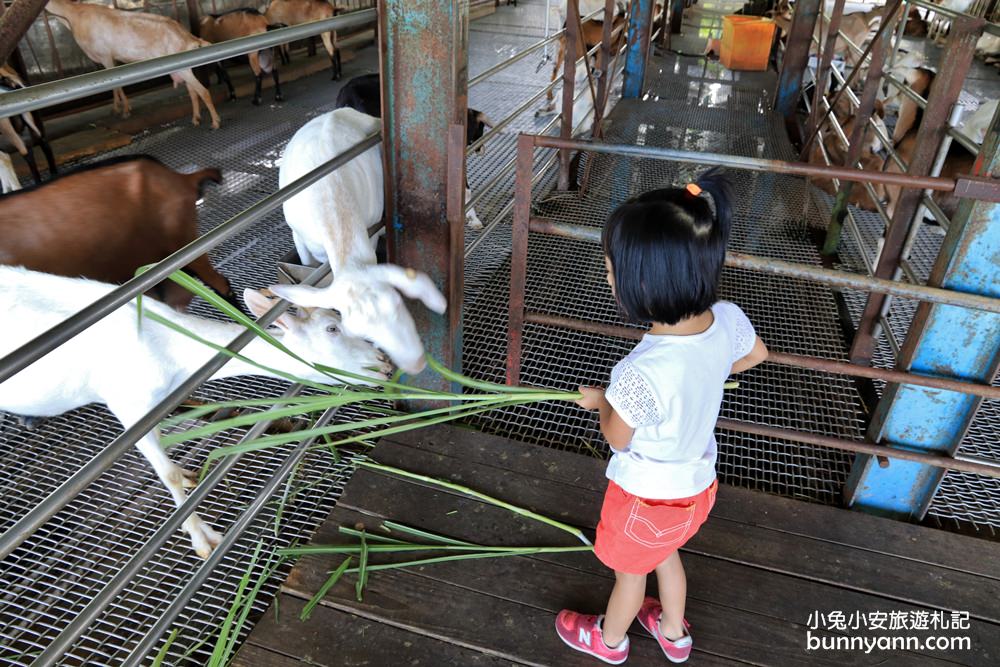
[0,0,48,66]
[801,0,846,155]
[821,0,902,255]
[558,0,581,191]
[622,0,654,99]
[507,134,535,386]
[774,0,820,139]
[379,0,469,394]
[849,15,983,365]
[846,72,1000,519]
[591,0,617,138]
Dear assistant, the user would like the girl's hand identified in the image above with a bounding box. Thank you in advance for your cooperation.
[576,386,605,411]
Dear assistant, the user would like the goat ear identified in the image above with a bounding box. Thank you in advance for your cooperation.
[243,288,301,331]
[370,265,447,314]
[267,283,341,310]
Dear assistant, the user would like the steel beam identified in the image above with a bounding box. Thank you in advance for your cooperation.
[774,0,821,137]
[849,15,983,365]
[622,0,655,99]
[379,0,468,393]
[846,87,1000,520]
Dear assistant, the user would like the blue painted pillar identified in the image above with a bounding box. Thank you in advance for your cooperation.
[623,0,655,99]
[845,106,1000,519]
[379,0,468,392]
[774,0,820,134]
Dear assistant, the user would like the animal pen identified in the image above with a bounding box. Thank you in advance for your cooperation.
[0,0,998,664]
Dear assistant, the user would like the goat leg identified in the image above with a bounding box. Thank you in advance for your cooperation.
[216,64,236,101]
[272,67,283,102]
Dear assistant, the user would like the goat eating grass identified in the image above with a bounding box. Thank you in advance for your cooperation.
[0,267,390,557]
[272,108,447,375]
[45,0,222,129]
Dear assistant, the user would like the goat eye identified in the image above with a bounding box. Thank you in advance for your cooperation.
[326,325,339,334]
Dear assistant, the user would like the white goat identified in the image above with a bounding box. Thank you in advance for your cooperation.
[45,0,221,129]
[960,99,998,144]
[0,153,19,193]
[269,108,447,375]
[0,266,390,557]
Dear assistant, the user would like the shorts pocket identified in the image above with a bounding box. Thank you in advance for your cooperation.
[623,498,696,549]
[707,481,718,512]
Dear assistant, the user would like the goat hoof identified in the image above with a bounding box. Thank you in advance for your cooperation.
[275,94,284,102]
[181,468,200,489]
[252,98,262,106]
[229,93,237,102]
[15,415,44,430]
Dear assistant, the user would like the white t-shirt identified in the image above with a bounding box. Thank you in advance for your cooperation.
[603,301,758,500]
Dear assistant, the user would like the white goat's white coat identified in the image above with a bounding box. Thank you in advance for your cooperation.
[0,153,19,193]
[960,99,998,145]
[0,266,388,557]
[272,108,447,375]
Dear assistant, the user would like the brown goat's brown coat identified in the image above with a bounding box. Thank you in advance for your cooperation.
[0,157,231,310]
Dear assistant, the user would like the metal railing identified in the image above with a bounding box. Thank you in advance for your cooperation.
[506,132,1000,481]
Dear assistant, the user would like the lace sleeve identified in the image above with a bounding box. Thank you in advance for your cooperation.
[605,359,662,428]
[724,303,758,362]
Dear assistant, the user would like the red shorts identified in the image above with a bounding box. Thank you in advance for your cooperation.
[594,479,718,574]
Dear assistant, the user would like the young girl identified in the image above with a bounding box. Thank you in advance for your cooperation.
[555,171,768,664]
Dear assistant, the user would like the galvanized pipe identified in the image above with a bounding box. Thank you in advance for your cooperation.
[526,217,1000,314]
[532,135,965,193]
[0,9,377,118]
[522,312,1000,400]
[908,0,1000,35]
[0,132,381,386]
[121,403,348,666]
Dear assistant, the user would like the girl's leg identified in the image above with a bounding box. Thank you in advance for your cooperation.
[654,551,687,639]
[602,570,646,647]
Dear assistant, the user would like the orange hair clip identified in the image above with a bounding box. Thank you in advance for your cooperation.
[685,183,702,196]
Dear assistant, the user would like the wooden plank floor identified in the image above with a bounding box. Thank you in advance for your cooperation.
[235,425,1000,666]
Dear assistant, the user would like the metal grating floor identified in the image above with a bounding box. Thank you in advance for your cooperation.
[1,1,998,664]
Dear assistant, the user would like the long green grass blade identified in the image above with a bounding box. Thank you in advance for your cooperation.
[338,526,414,544]
[340,546,593,575]
[278,544,592,555]
[151,628,179,667]
[355,531,369,601]
[381,521,477,546]
[358,461,593,546]
[220,551,282,664]
[208,541,261,666]
[427,356,579,396]
[162,395,336,429]
[300,557,352,621]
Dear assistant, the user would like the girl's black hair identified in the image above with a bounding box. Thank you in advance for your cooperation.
[601,167,734,325]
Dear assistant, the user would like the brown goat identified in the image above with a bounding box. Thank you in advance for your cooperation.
[199,9,283,106]
[0,155,232,310]
[263,0,343,80]
[878,131,975,223]
[539,9,628,114]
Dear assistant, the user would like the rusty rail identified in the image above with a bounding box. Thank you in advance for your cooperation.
[506,130,1000,480]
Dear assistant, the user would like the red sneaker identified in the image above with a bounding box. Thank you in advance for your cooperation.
[636,597,693,663]
[555,610,629,664]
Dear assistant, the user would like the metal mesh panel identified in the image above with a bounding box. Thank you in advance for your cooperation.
[461,45,864,505]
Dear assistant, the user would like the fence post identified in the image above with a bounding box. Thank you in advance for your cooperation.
[773,0,820,139]
[622,0,654,99]
[379,0,469,395]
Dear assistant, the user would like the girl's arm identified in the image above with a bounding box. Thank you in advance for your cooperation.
[730,336,768,374]
[578,387,634,451]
